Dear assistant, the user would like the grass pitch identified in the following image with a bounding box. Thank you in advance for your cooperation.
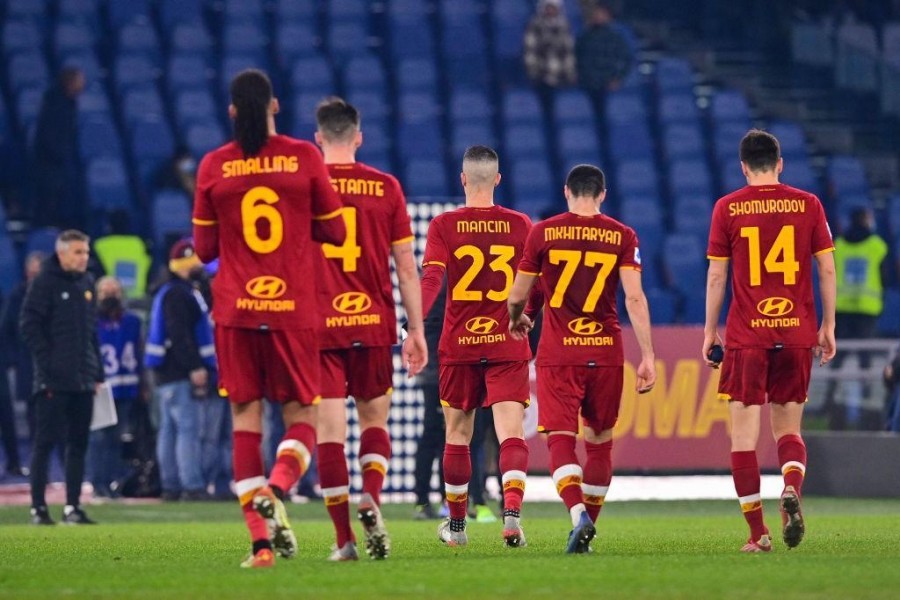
[1,498,899,599]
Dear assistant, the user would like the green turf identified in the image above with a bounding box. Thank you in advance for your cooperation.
[1,499,899,599]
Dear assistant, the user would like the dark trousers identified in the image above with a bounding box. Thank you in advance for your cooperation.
[413,380,445,505]
[0,371,21,470]
[30,391,93,507]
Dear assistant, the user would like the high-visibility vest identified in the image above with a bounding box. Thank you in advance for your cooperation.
[94,235,152,298]
[834,234,887,316]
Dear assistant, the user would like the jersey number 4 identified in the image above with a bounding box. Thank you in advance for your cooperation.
[322,207,362,272]
[740,225,799,286]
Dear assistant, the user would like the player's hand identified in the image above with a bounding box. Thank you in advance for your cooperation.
[701,332,724,368]
[815,325,837,366]
[636,356,656,394]
[402,330,428,378]
[508,314,533,340]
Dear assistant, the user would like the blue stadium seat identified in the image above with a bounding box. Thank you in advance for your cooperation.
[397,121,443,161]
[559,150,603,173]
[557,124,600,158]
[53,22,95,60]
[491,0,531,61]
[441,0,481,19]
[160,0,203,34]
[167,54,210,92]
[616,159,659,197]
[7,52,49,94]
[343,54,386,95]
[78,115,123,160]
[152,190,193,246]
[396,58,439,94]
[360,151,393,175]
[783,156,822,197]
[185,122,226,159]
[290,54,335,93]
[25,227,60,257]
[132,117,176,189]
[620,195,664,229]
[645,288,677,324]
[606,91,649,125]
[719,163,746,194]
[347,90,390,122]
[275,0,317,21]
[275,23,320,67]
[768,121,807,158]
[223,0,266,24]
[78,84,111,118]
[450,89,492,122]
[607,121,654,161]
[6,0,47,22]
[328,0,369,22]
[328,21,369,66]
[669,158,713,197]
[827,155,869,198]
[220,54,268,98]
[169,22,213,57]
[878,289,900,336]
[389,0,430,18]
[510,158,555,217]
[712,121,749,166]
[502,89,542,125]
[661,233,707,296]
[86,157,131,210]
[451,122,497,156]
[1,21,42,58]
[121,87,165,126]
[118,20,161,62]
[504,123,546,159]
[672,194,713,236]
[174,89,217,130]
[655,58,694,93]
[108,0,151,30]
[398,92,439,124]
[404,158,450,197]
[658,93,699,125]
[15,87,43,132]
[222,24,268,63]
[444,54,491,90]
[553,90,595,126]
[292,92,326,136]
[888,194,900,235]
[836,194,874,231]
[114,54,158,93]
[58,0,99,20]
[389,15,435,60]
[63,52,102,84]
[662,123,705,161]
[0,234,20,293]
[360,122,391,155]
[710,89,751,124]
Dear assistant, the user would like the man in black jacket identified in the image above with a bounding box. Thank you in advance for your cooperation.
[20,230,104,525]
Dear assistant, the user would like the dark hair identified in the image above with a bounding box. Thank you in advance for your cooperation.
[739,129,780,172]
[58,66,83,88]
[230,69,273,157]
[565,164,605,198]
[316,97,360,142]
[462,145,499,164]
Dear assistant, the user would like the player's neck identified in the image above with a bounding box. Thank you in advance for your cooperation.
[464,190,495,208]
[322,148,357,164]
[745,172,779,186]
[567,198,600,217]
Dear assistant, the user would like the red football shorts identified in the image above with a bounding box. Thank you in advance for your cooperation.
[717,347,813,406]
[320,346,394,401]
[438,361,530,412]
[215,325,320,405]
[536,365,623,434]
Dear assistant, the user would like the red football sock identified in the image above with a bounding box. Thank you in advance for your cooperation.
[232,430,269,545]
[777,434,807,496]
[317,442,354,547]
[359,427,391,505]
[269,422,315,494]
[731,450,767,541]
[583,440,613,523]
[547,434,584,512]
[498,437,528,514]
[443,443,471,521]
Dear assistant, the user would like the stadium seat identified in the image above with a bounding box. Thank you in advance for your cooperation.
[275,0,317,21]
[655,58,694,93]
[491,0,531,62]
[114,54,158,93]
[557,124,601,159]
[131,117,175,163]
[0,234,20,293]
[63,52,102,84]
[502,89,542,125]
[167,54,210,93]
[504,124,546,159]
[404,158,450,197]
[661,233,707,296]
[108,0,151,29]
[184,122,226,159]
[78,115,124,160]
[15,87,43,132]
[888,193,900,235]
[782,156,822,197]
[290,54,335,93]
[607,121,654,161]
[878,289,900,336]
[328,21,369,66]
[719,163,746,194]
[25,227,60,257]
[174,89,218,130]
[223,0,266,24]
[658,93,700,125]
[662,123,705,161]
[389,14,435,61]
[58,0,99,21]
[275,23,320,67]
[292,92,326,137]
[616,159,659,197]
[78,84,111,118]
[121,87,165,127]
[118,21,161,62]
[606,91,649,125]
[359,121,391,155]
[444,54,491,90]
[6,0,47,22]
[168,22,213,57]
[669,159,713,197]
[510,158,555,216]
[398,92,439,124]
[827,155,870,198]
[6,52,49,94]
[710,89,751,124]
[450,89,493,122]
[645,288,677,325]
[160,0,203,34]
[768,121,807,158]
[152,190,193,246]
[396,58,439,94]
[713,121,749,166]
[222,24,268,63]
[451,122,497,157]
[1,21,42,58]
[343,54,386,95]
[553,90,595,126]
[835,22,879,92]
[53,22,95,60]
[672,194,713,236]
[347,90,390,122]
[86,157,131,210]
[397,121,443,161]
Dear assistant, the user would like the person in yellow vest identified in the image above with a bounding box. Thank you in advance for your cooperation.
[825,206,888,429]
[93,210,152,299]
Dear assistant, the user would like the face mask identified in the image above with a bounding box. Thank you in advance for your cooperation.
[98,296,123,317]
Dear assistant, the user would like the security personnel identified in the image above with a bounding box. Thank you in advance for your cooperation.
[93,210,152,299]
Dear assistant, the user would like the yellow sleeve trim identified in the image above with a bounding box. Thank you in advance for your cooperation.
[423,260,446,268]
[313,208,343,221]
[391,235,415,245]
[620,265,642,271]
[707,255,730,261]
[517,269,538,276]
[192,218,218,226]
[814,247,836,256]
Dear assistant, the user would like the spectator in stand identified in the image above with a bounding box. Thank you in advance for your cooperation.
[31,67,85,230]
[93,210,152,299]
[524,0,577,113]
[87,277,143,499]
[21,230,105,525]
[0,252,45,444]
[145,239,216,502]
[575,2,633,117]
[156,145,198,202]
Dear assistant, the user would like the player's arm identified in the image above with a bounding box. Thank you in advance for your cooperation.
[307,146,346,245]
[620,268,655,393]
[815,250,837,365]
[192,155,219,263]
[393,240,427,376]
[703,258,728,366]
[507,271,537,340]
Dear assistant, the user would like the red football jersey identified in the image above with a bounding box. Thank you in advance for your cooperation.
[707,183,834,349]
[317,162,414,349]
[423,205,532,365]
[193,134,344,330]
[519,212,641,367]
